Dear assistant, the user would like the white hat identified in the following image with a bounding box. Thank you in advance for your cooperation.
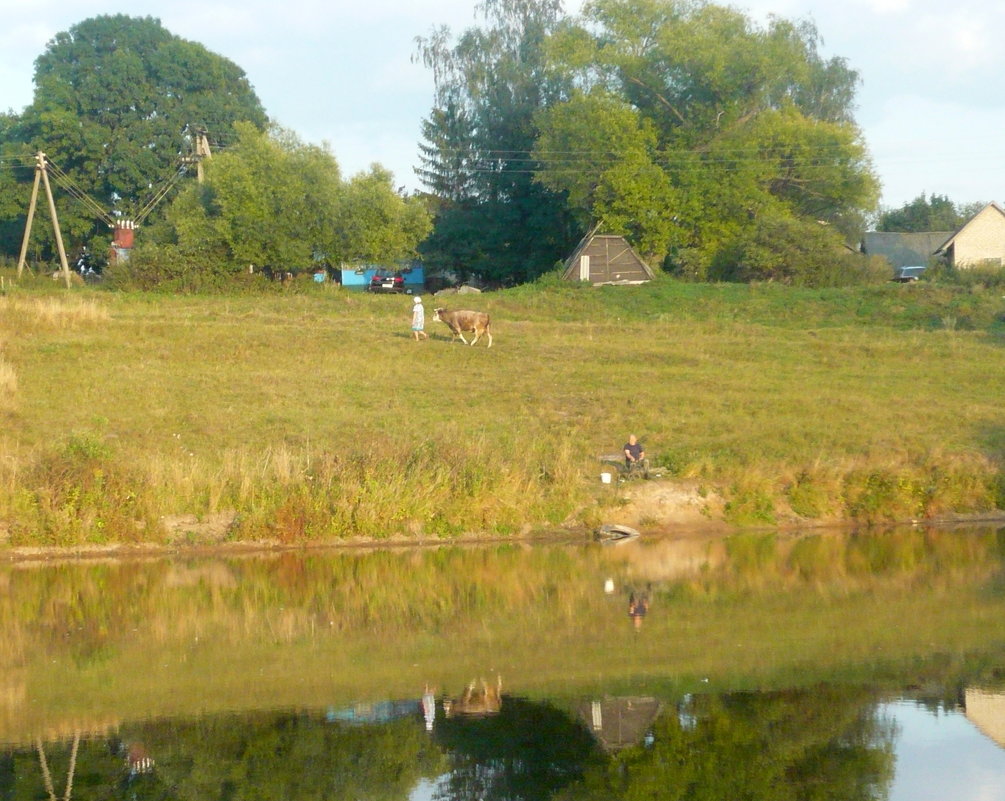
[413,295,422,304]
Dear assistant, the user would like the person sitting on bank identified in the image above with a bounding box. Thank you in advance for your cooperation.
[623,434,650,477]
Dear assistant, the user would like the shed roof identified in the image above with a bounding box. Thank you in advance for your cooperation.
[561,230,654,284]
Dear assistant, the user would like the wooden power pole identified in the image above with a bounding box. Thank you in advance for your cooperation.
[16,151,72,287]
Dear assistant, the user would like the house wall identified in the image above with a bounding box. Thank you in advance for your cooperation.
[340,264,425,288]
[965,689,1005,748]
[952,207,1005,267]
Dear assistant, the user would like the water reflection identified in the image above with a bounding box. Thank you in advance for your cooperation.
[2,526,1005,799]
[5,686,1005,801]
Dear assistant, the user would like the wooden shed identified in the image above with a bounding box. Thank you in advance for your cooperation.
[562,231,654,286]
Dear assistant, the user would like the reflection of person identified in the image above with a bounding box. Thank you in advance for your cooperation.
[628,591,650,629]
[623,434,650,477]
[422,684,436,732]
[411,295,428,341]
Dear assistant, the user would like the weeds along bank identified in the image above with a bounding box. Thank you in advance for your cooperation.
[0,274,1003,545]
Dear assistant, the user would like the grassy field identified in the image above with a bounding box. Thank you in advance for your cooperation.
[1,270,1004,544]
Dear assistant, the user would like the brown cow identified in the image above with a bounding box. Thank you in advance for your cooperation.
[433,307,493,348]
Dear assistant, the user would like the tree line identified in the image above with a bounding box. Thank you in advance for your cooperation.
[0,4,984,289]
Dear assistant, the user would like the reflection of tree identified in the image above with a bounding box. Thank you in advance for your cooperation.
[0,712,447,801]
[433,697,596,801]
[557,687,896,801]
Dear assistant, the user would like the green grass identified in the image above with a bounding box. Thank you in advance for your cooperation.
[1,271,1004,543]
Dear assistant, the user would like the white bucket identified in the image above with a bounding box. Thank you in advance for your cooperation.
[600,472,612,484]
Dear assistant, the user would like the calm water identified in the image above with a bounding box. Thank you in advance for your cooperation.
[3,527,1005,800]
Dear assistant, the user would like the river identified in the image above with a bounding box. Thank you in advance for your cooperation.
[2,525,1004,800]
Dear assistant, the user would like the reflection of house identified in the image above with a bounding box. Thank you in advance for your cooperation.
[325,699,419,725]
[964,688,1005,748]
[935,202,1005,269]
[861,232,951,270]
[562,231,655,286]
[576,697,664,751]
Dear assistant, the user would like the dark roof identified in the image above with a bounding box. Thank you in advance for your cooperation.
[862,231,952,268]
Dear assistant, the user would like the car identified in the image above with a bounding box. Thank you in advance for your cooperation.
[367,269,406,293]
[893,265,926,283]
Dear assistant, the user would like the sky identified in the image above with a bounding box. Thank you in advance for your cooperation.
[1,0,1003,211]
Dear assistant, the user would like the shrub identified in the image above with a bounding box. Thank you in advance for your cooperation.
[10,436,158,545]
[709,216,888,288]
[105,242,239,293]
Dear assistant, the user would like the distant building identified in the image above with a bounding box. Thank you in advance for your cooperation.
[562,230,655,286]
[935,202,1005,269]
[340,261,424,291]
[861,231,952,270]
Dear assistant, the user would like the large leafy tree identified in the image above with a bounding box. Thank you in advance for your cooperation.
[415,0,580,285]
[6,14,267,256]
[533,0,879,281]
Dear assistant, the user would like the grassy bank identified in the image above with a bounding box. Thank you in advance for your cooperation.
[1,271,1004,544]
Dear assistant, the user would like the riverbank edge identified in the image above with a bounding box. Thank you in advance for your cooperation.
[3,481,1003,564]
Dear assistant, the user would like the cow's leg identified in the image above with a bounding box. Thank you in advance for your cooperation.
[485,329,493,348]
[470,329,480,346]
[457,331,469,344]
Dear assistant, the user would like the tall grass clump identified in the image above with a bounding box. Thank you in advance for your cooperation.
[0,294,109,329]
[228,433,585,542]
[9,436,159,546]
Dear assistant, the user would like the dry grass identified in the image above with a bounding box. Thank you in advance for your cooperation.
[0,357,15,411]
[0,294,110,328]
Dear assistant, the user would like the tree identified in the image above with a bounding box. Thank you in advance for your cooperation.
[336,166,433,264]
[118,124,432,289]
[533,0,879,281]
[558,688,895,801]
[5,14,267,258]
[415,0,580,284]
[876,193,982,233]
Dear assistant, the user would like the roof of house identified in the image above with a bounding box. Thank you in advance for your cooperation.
[862,231,952,268]
[934,202,1005,255]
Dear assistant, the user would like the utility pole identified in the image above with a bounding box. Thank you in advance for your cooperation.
[15,161,42,279]
[195,128,212,183]
[16,151,72,287]
[181,126,212,183]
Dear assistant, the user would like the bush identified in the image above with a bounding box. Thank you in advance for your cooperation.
[105,242,241,292]
[925,260,1005,291]
[709,216,888,288]
[10,436,158,545]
